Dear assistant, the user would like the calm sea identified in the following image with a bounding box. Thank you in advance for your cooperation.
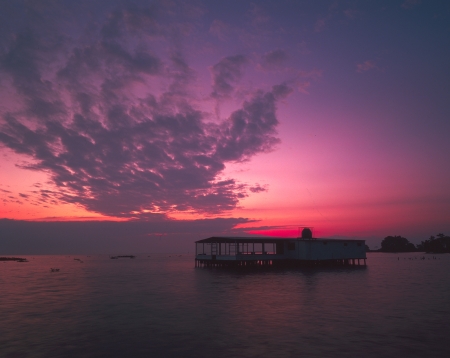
[1,252,449,358]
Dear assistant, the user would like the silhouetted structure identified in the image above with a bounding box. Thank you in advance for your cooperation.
[301,227,313,239]
[195,229,366,268]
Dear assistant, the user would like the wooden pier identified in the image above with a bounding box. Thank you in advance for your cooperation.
[195,257,367,268]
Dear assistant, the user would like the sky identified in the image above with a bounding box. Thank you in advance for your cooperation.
[1,0,449,253]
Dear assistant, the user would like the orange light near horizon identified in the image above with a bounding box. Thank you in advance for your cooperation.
[0,200,122,221]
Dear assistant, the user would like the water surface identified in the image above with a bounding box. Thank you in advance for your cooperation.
[1,252,449,357]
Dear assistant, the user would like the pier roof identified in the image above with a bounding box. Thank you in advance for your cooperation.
[196,236,287,244]
[195,236,364,243]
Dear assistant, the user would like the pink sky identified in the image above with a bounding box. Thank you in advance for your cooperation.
[1,0,449,252]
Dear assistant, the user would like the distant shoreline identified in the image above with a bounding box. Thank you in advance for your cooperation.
[367,250,448,254]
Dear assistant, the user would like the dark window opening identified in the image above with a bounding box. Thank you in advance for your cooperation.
[287,242,295,251]
[276,242,284,255]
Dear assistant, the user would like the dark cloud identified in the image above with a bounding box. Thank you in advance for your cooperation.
[249,184,267,193]
[1,87,280,217]
[215,90,280,162]
[272,83,294,99]
[0,3,285,219]
[101,6,159,40]
[210,55,248,99]
[261,49,288,69]
[0,29,60,100]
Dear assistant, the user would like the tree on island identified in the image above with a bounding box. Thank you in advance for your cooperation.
[380,235,416,252]
[416,233,450,253]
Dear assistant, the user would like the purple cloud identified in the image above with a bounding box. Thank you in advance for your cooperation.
[210,55,248,99]
[249,184,268,193]
[260,49,288,70]
[356,60,378,73]
[0,4,287,219]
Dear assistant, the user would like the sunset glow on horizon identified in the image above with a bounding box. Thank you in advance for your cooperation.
[1,0,449,252]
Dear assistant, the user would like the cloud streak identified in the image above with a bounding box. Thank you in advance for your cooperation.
[356,60,378,73]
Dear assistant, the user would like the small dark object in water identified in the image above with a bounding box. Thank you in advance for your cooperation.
[0,257,28,262]
[50,268,60,272]
[110,255,136,259]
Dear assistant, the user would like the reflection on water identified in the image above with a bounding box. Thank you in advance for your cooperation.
[1,253,449,357]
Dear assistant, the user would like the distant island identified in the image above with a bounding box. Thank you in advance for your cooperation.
[370,234,450,253]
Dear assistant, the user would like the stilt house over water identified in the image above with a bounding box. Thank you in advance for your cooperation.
[195,228,366,267]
